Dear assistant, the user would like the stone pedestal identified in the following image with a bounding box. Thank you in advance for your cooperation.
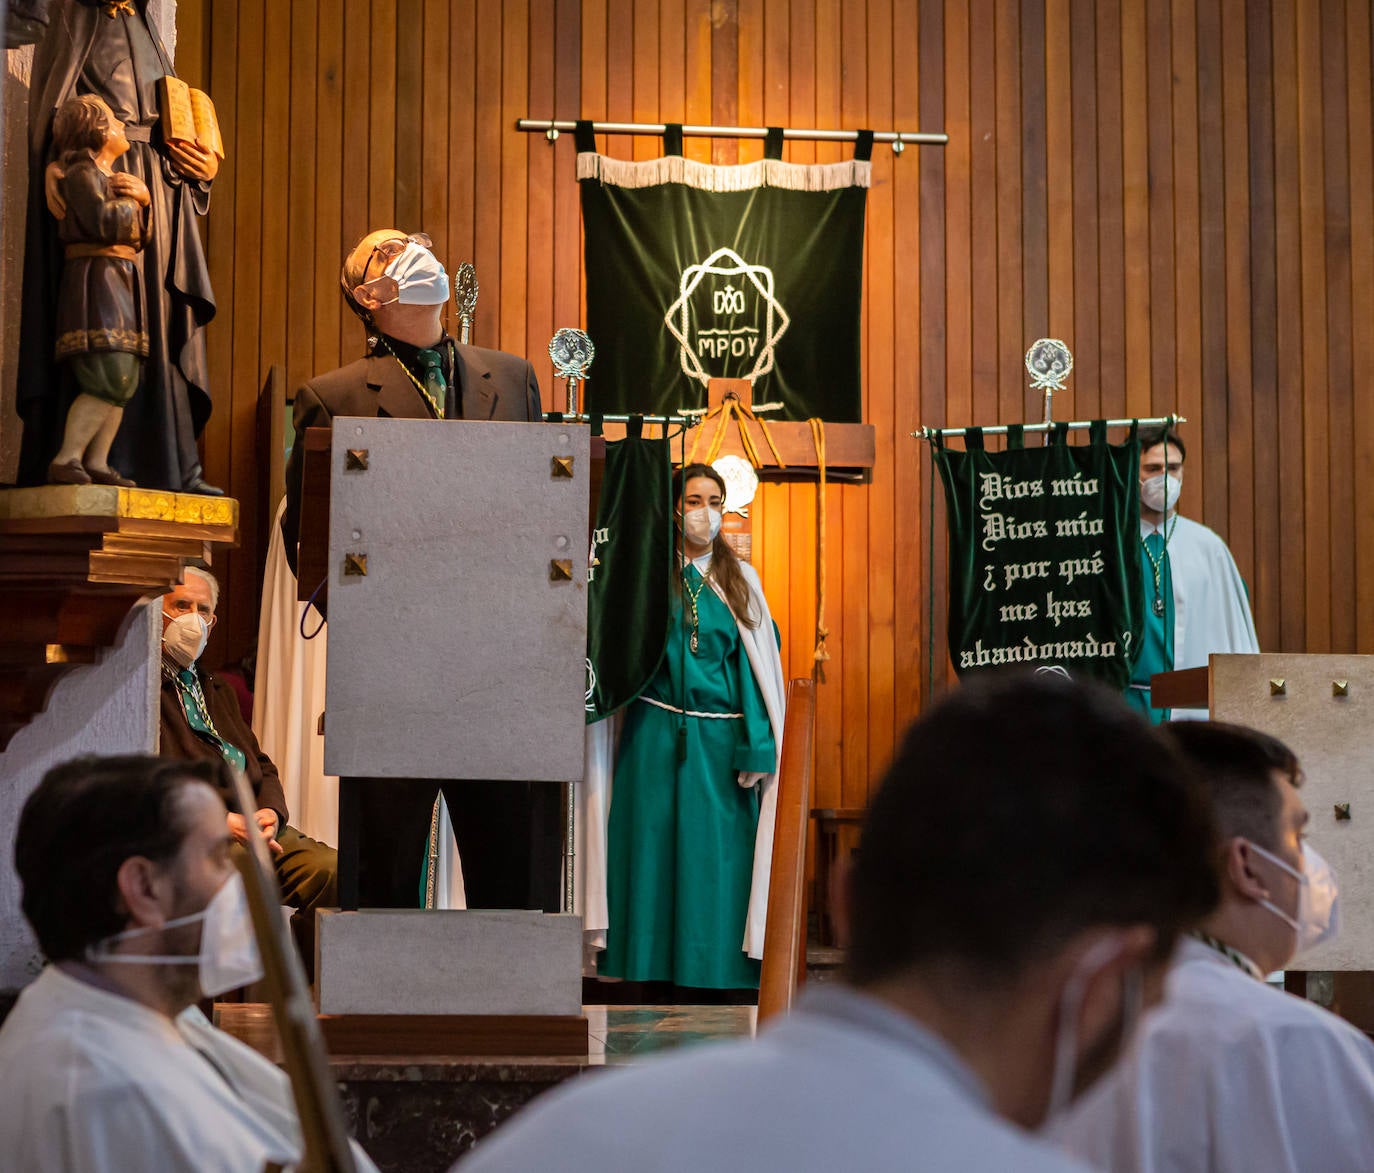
[315,909,583,1019]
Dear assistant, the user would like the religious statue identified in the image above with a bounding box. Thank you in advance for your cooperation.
[6,0,52,47]
[15,0,224,495]
[44,94,149,486]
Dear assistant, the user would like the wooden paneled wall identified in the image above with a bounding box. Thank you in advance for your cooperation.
[182,0,1374,813]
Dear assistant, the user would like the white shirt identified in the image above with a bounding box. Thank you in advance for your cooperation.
[1057,938,1374,1172]
[0,966,378,1173]
[455,986,1094,1173]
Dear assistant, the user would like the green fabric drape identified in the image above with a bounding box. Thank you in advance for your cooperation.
[579,158,868,420]
[585,426,675,722]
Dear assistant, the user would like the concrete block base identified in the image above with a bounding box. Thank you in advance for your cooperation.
[315,909,582,1017]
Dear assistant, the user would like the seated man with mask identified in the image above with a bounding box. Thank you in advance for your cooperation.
[1057,721,1374,1173]
[0,754,378,1172]
[456,674,1220,1173]
[159,567,337,976]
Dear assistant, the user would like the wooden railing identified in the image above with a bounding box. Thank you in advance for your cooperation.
[757,678,817,1023]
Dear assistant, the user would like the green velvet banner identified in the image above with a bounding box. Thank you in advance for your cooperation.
[577,150,869,421]
[932,422,1144,687]
[585,425,675,722]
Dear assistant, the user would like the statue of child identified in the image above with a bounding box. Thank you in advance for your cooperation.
[45,93,151,487]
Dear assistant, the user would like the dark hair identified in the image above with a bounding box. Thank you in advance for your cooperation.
[1160,721,1301,850]
[673,462,758,628]
[1138,425,1186,462]
[15,754,227,962]
[846,673,1219,988]
[52,94,110,165]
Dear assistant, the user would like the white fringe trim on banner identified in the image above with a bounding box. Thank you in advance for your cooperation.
[576,152,872,192]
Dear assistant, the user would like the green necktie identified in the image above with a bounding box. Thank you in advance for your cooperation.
[416,348,447,419]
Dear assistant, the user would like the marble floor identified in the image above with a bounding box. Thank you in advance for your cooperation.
[588,1003,756,1063]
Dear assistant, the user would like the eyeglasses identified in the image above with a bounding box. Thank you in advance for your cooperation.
[356,232,432,307]
[360,232,431,283]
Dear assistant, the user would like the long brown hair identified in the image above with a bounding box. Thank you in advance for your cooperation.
[673,463,759,628]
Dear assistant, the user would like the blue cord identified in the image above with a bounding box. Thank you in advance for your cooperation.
[299,578,327,640]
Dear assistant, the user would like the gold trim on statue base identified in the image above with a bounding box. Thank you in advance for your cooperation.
[0,484,239,528]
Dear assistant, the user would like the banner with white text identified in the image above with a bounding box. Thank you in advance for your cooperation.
[577,143,869,421]
[932,422,1144,688]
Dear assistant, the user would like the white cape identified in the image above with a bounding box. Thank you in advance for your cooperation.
[1057,938,1374,1172]
[578,560,786,963]
[0,967,378,1173]
[1150,514,1260,718]
[255,498,465,907]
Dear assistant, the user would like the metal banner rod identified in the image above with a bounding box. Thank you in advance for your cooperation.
[913,414,1186,441]
[518,118,948,147]
[551,412,695,427]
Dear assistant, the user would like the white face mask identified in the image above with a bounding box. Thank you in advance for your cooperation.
[87,872,264,998]
[684,506,723,546]
[162,611,209,669]
[1042,937,1144,1128]
[1247,840,1341,958]
[1140,473,1182,514]
[384,242,451,305]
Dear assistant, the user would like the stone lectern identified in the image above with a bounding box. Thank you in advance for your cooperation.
[314,417,589,1034]
[323,417,588,781]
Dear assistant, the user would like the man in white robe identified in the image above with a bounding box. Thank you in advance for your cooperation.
[0,754,377,1173]
[457,675,1222,1172]
[1057,721,1374,1173]
[1128,426,1259,722]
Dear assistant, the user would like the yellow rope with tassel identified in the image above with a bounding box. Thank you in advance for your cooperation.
[684,393,788,470]
[809,417,830,666]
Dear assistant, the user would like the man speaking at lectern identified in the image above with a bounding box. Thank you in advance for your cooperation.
[282,229,542,569]
[282,229,550,912]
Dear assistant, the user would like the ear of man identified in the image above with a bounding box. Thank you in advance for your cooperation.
[352,283,385,313]
[1069,924,1157,1043]
[114,854,175,931]
[1227,838,1275,904]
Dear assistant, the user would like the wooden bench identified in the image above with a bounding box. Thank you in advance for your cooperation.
[809,807,866,947]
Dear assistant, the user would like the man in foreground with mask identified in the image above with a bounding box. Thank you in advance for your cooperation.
[0,754,379,1171]
[1127,426,1259,722]
[278,228,553,912]
[455,673,1219,1172]
[159,567,337,977]
[1057,721,1374,1172]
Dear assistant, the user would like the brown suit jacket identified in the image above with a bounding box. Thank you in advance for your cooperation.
[282,344,543,577]
[159,666,290,827]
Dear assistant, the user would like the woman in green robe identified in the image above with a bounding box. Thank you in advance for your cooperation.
[601,464,780,990]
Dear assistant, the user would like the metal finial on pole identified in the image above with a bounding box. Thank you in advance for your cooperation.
[548,328,595,416]
[1025,338,1074,432]
[454,263,479,346]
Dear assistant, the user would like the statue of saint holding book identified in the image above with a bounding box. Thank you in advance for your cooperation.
[15,0,226,495]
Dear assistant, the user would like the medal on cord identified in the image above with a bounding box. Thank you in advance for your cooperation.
[1141,515,1177,619]
[684,569,710,655]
